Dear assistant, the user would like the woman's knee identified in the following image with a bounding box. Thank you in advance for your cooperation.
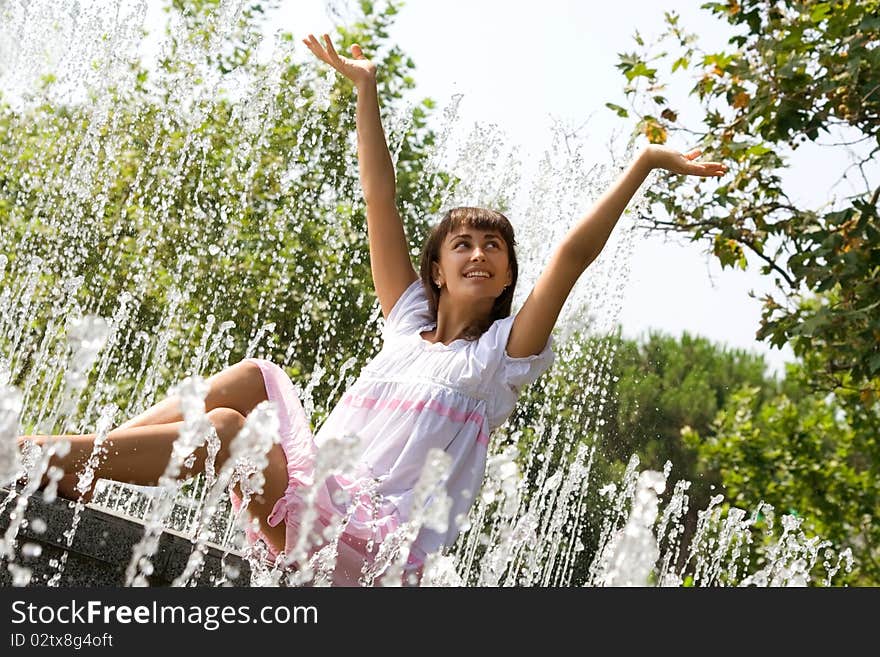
[191,407,245,472]
[205,360,268,418]
[206,407,246,442]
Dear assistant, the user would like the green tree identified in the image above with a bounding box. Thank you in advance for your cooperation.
[609,0,879,583]
[604,332,774,549]
[609,0,879,388]
[684,356,877,584]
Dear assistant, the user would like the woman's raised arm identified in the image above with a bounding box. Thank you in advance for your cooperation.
[505,146,727,359]
[303,34,418,319]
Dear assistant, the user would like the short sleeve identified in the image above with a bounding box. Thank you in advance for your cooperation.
[381,278,432,342]
[489,314,556,395]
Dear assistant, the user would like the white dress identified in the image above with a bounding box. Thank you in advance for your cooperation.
[233,278,555,584]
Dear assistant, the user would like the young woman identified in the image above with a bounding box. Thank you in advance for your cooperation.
[16,33,726,586]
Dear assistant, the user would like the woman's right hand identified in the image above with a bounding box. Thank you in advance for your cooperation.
[302,33,377,88]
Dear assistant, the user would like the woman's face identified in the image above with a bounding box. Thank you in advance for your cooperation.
[432,225,512,304]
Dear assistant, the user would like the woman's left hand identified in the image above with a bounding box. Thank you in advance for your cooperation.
[642,145,728,177]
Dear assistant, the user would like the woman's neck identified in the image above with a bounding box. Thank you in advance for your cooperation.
[426,296,495,344]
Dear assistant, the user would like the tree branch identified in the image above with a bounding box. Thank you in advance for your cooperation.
[668,125,709,138]
[740,237,796,289]
[637,215,719,231]
[816,134,872,147]
[860,83,880,104]
[830,143,879,197]
[637,212,796,288]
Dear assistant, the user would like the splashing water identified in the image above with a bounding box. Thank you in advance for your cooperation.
[0,0,851,587]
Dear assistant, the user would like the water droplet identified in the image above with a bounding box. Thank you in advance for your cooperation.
[8,564,32,587]
[22,543,42,558]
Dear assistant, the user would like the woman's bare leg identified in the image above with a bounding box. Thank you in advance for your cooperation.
[19,407,289,553]
[17,359,270,497]
[115,359,269,431]
[16,359,287,552]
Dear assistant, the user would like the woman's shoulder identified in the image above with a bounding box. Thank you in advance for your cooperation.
[478,313,555,385]
[475,314,556,429]
[382,279,430,341]
[474,314,516,352]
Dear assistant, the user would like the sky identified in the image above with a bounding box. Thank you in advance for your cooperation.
[116,1,880,376]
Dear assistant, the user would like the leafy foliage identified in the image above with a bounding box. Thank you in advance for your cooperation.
[683,357,878,584]
[610,0,879,385]
[514,329,787,583]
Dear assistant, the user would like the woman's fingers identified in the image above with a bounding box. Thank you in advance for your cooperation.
[690,161,727,176]
[649,144,727,177]
[323,33,341,62]
[303,33,331,57]
[302,34,327,60]
[302,33,346,72]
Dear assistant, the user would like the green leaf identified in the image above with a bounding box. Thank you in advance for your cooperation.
[746,144,772,157]
[810,3,831,22]
[624,61,657,82]
[605,102,629,118]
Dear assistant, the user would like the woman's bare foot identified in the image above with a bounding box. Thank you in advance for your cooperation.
[14,437,94,504]
[57,474,95,504]
[13,437,46,488]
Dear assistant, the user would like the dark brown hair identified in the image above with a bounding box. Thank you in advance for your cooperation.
[418,207,518,341]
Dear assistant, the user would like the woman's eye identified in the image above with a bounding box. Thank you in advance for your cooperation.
[455,242,498,249]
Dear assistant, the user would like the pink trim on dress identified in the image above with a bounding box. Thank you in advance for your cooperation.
[340,391,491,446]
